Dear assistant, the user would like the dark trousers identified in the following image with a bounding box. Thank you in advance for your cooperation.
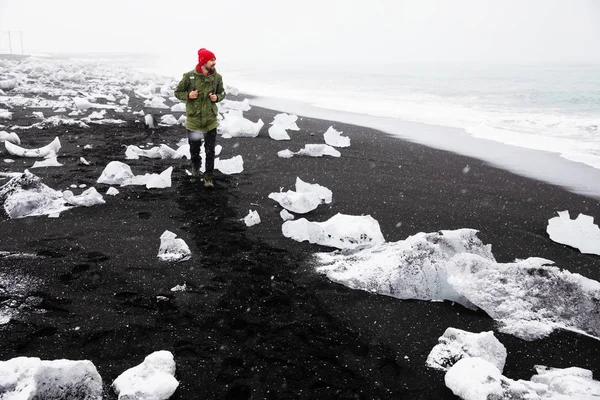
[188,128,217,174]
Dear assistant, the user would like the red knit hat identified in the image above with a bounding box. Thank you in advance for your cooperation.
[197,48,216,66]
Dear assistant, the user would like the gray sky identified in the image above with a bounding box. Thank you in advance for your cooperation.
[1,0,599,66]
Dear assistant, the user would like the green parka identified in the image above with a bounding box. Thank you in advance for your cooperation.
[173,69,226,132]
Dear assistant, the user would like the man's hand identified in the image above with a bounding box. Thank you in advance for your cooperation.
[209,92,217,102]
[188,90,199,99]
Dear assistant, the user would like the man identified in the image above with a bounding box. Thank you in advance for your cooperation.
[174,48,226,187]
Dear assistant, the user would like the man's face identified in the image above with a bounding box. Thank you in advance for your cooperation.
[205,58,216,72]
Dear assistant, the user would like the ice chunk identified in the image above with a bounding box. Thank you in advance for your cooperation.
[145,167,172,189]
[268,124,290,140]
[315,228,600,340]
[170,284,188,292]
[125,145,161,160]
[277,149,294,158]
[97,161,135,185]
[73,96,93,110]
[218,114,263,138]
[31,156,63,168]
[295,144,341,157]
[244,210,261,227]
[295,177,332,204]
[112,350,179,400]
[447,254,600,340]
[0,170,71,218]
[445,358,600,400]
[547,210,600,255]
[323,126,351,148]
[0,357,102,400]
[426,328,506,372]
[221,98,251,111]
[5,136,61,158]
[62,187,105,207]
[0,131,20,145]
[280,209,295,221]
[284,213,385,250]
[170,103,186,112]
[0,110,12,120]
[144,96,169,109]
[268,190,323,214]
[216,155,244,175]
[0,79,17,90]
[160,114,178,125]
[106,187,119,196]
[158,230,190,262]
[316,229,487,306]
[144,114,156,128]
[271,113,300,130]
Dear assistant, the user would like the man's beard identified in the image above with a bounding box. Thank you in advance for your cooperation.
[206,65,215,73]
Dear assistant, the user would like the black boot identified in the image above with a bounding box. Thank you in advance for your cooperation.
[203,172,214,188]
[191,162,201,178]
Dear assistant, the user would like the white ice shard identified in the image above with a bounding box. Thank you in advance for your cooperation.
[62,187,105,207]
[216,155,244,175]
[160,114,178,125]
[79,157,91,166]
[277,149,294,158]
[295,177,332,204]
[268,190,323,214]
[0,357,102,400]
[106,187,119,196]
[0,170,71,219]
[0,109,12,120]
[426,328,507,372]
[73,96,93,110]
[271,113,300,131]
[97,161,135,186]
[143,96,169,109]
[112,350,179,400]
[221,98,251,111]
[445,358,600,400]
[283,213,385,250]
[295,144,341,157]
[547,210,600,255]
[145,167,173,189]
[144,114,155,128]
[0,79,17,90]
[0,130,20,145]
[158,230,191,262]
[323,126,351,148]
[316,228,600,341]
[244,210,261,227]
[218,114,264,138]
[280,209,295,221]
[125,145,159,159]
[5,137,61,158]
[268,124,290,141]
[31,156,63,168]
[170,103,186,112]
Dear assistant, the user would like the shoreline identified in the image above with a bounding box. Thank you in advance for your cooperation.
[244,93,600,200]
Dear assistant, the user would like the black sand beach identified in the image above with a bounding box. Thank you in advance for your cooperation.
[1,92,600,399]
